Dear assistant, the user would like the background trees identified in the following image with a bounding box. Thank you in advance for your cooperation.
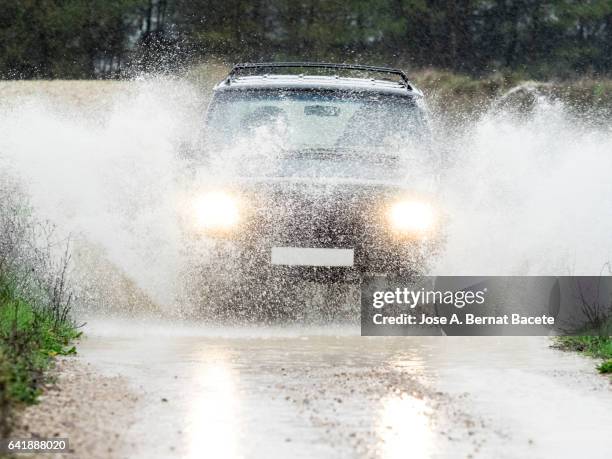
[2,0,612,79]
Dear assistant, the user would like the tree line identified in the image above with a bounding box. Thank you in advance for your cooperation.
[1,0,611,79]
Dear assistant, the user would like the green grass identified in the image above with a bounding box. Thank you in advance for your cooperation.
[554,330,612,375]
[597,359,612,374]
[0,276,79,435]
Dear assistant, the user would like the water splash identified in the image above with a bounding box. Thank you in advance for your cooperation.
[0,78,202,309]
[0,78,610,316]
[435,90,612,275]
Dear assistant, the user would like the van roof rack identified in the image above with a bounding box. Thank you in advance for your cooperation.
[229,62,412,88]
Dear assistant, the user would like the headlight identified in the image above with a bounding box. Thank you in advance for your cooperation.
[387,199,436,234]
[192,191,240,231]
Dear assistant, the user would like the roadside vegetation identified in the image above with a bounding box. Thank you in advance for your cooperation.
[555,332,612,375]
[554,285,612,375]
[0,180,79,437]
[413,70,612,108]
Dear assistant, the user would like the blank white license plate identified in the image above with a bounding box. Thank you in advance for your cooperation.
[271,247,354,267]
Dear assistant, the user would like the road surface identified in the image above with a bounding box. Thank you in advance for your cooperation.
[79,318,612,459]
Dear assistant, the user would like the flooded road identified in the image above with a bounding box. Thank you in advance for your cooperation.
[80,319,612,459]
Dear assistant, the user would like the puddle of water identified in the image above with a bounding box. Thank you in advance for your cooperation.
[78,320,612,459]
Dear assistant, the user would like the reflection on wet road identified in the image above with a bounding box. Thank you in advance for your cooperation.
[81,319,612,458]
